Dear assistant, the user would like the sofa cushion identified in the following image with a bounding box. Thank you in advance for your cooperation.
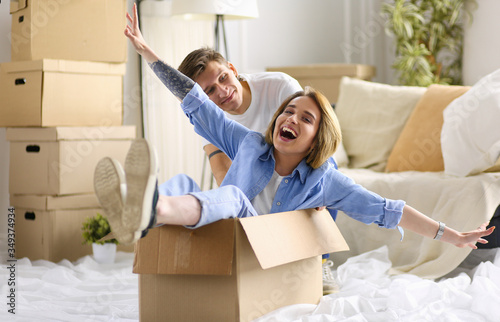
[441,68,500,176]
[335,77,426,171]
[385,84,470,172]
[333,141,349,168]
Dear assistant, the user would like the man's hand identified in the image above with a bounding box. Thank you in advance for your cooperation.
[124,3,159,63]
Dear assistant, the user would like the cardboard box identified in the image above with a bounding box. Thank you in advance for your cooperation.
[8,126,136,195]
[0,59,125,127]
[11,193,134,262]
[266,64,376,103]
[10,193,134,262]
[10,0,127,62]
[134,209,349,321]
[12,193,101,262]
[11,193,101,210]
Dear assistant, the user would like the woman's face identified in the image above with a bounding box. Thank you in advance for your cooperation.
[273,96,321,161]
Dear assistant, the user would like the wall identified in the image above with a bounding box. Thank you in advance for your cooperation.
[225,0,500,85]
[463,0,500,85]
[225,0,395,83]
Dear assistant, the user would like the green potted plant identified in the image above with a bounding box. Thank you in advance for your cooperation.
[81,213,118,264]
[381,0,475,86]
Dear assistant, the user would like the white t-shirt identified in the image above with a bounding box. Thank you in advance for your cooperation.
[251,170,284,215]
[201,71,302,146]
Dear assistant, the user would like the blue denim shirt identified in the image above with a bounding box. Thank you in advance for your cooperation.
[182,84,405,230]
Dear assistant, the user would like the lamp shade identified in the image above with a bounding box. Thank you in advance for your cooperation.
[171,0,259,20]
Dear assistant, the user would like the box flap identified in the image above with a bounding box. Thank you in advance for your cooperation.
[6,126,136,141]
[0,59,126,75]
[239,209,349,270]
[10,0,27,14]
[10,194,100,210]
[133,219,236,275]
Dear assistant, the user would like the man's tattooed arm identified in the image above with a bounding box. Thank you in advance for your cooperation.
[148,60,195,101]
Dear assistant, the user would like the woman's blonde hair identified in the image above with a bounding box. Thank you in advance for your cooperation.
[264,87,342,169]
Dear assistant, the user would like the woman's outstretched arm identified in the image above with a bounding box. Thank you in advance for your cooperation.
[398,204,495,249]
[124,3,193,101]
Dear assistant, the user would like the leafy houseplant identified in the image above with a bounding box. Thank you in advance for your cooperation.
[81,213,118,246]
[381,0,475,86]
[82,213,118,264]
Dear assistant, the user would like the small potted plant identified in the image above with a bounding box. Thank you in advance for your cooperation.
[81,213,118,264]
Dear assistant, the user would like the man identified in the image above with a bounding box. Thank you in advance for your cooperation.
[178,47,303,186]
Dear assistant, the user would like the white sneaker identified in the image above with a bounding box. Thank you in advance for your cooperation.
[122,139,159,244]
[94,157,131,243]
[322,260,339,295]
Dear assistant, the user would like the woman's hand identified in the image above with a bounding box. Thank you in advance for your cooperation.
[450,221,495,249]
[124,3,159,63]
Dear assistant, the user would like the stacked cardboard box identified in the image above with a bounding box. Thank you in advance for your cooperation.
[3,0,135,262]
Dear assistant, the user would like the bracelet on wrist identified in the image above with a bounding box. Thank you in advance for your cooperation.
[434,221,446,240]
[208,149,223,160]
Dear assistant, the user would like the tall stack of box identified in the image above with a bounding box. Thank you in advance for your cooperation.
[1,0,135,262]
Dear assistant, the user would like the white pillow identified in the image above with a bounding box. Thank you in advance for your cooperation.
[441,68,500,177]
[335,77,427,171]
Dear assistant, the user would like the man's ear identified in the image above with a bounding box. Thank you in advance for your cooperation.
[227,62,238,77]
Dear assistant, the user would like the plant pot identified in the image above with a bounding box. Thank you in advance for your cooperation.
[92,243,117,264]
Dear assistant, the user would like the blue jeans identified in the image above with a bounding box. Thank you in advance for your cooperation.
[159,174,330,260]
[159,174,259,229]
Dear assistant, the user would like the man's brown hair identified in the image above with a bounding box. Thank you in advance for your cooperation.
[178,47,228,81]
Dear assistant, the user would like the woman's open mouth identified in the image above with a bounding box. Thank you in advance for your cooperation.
[279,126,297,141]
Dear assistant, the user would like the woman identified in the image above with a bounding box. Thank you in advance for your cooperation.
[93,4,494,249]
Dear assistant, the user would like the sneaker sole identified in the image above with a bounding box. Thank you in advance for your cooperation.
[123,139,158,244]
[94,157,134,244]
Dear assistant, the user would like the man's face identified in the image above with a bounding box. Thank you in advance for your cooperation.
[195,61,245,115]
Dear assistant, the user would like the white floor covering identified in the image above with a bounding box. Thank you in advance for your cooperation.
[1,246,499,322]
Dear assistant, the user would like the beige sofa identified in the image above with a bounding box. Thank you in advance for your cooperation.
[328,74,500,279]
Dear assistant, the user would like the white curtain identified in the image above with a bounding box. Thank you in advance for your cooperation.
[139,0,214,189]
[341,0,394,83]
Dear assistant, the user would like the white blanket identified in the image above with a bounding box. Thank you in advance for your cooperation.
[333,169,500,278]
[256,246,500,322]
[1,248,499,321]
[0,252,139,321]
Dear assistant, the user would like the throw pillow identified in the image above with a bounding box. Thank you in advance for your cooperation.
[335,77,427,171]
[441,68,500,176]
[385,84,470,172]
